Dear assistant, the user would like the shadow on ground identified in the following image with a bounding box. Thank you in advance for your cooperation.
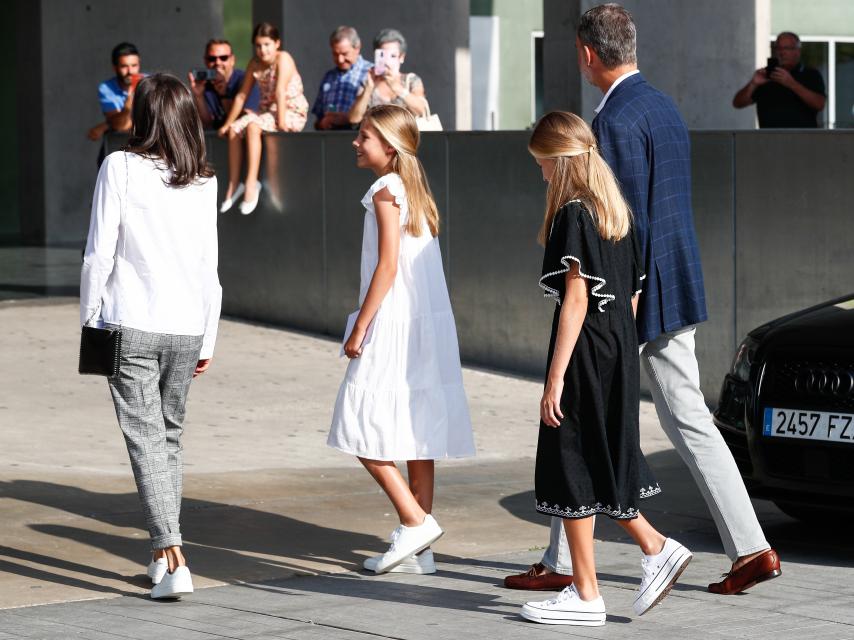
[498,448,854,570]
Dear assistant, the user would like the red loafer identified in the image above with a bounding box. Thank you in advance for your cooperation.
[708,549,781,594]
[504,562,574,590]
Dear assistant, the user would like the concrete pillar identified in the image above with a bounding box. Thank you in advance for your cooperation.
[18,0,223,245]
[252,0,470,130]
[543,0,582,115]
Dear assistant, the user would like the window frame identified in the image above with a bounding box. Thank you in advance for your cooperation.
[770,35,854,128]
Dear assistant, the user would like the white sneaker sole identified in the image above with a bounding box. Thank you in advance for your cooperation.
[634,548,692,616]
[363,554,437,574]
[520,605,606,626]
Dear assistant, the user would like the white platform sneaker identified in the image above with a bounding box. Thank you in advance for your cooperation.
[633,537,692,615]
[363,548,436,574]
[521,584,606,626]
[150,566,194,600]
[373,515,443,574]
[146,557,168,585]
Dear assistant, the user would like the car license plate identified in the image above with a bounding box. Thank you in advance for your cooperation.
[763,407,854,443]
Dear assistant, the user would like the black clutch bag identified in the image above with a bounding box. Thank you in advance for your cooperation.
[79,324,122,377]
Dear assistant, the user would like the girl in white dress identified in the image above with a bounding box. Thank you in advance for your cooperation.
[328,104,475,574]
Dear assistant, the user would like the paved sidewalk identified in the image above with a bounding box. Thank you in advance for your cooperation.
[1,300,853,639]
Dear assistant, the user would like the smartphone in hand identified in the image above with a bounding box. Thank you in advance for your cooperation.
[374,49,386,76]
[192,68,217,82]
[766,57,779,77]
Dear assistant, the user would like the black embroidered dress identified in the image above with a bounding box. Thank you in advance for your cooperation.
[535,200,660,520]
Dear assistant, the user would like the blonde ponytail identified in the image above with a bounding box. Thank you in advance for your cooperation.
[528,111,631,245]
[362,105,439,237]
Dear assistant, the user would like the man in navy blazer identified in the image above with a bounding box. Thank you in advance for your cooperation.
[505,3,780,596]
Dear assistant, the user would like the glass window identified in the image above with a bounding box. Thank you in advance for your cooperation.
[835,43,854,129]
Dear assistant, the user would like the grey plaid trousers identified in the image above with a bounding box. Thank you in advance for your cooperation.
[107,327,203,549]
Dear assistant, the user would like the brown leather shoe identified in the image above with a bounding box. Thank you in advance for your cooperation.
[503,562,574,590]
[708,549,781,594]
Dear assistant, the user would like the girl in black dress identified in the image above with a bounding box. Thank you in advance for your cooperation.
[520,112,692,627]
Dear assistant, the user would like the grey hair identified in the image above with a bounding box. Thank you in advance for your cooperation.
[373,28,407,54]
[776,31,801,47]
[577,3,637,69]
[330,25,360,48]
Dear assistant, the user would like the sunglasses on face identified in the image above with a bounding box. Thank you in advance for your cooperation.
[206,54,231,62]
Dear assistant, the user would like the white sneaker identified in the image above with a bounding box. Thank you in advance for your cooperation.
[239,183,262,215]
[521,584,606,626]
[633,538,692,615]
[363,548,436,574]
[146,557,168,585]
[373,515,443,574]
[150,565,194,600]
[219,183,245,213]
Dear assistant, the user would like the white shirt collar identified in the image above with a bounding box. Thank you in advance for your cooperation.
[594,69,640,114]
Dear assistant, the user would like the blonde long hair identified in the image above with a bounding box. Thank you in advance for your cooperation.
[528,111,631,245]
[363,105,439,237]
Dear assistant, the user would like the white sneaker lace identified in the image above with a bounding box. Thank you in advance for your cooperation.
[639,556,661,591]
[387,526,403,552]
[545,586,577,606]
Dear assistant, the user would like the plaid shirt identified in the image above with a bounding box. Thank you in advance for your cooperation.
[311,56,372,120]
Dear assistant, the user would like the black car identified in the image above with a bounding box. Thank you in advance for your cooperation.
[713,293,854,521]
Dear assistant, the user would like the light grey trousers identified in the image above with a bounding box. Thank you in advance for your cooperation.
[107,326,202,550]
[542,326,770,573]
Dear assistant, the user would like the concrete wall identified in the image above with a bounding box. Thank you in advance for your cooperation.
[253,0,470,131]
[543,0,582,116]
[19,0,223,245]
[545,0,770,129]
[104,129,854,402]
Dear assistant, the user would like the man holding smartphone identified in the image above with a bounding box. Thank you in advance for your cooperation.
[88,42,143,142]
[733,32,826,127]
[188,39,260,130]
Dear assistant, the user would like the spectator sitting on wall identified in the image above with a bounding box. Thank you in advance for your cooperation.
[348,28,428,125]
[87,42,143,141]
[733,31,826,128]
[312,26,372,130]
[217,22,309,215]
[188,38,261,130]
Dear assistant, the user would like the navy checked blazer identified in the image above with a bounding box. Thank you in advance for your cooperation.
[592,73,707,344]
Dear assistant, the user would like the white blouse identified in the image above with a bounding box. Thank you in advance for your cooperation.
[80,152,222,359]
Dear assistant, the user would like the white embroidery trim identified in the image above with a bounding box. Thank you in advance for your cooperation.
[633,273,647,297]
[535,484,662,519]
[540,200,619,312]
[539,256,615,312]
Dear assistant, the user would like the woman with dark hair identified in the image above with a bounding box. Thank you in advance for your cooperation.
[217,22,309,214]
[80,73,222,600]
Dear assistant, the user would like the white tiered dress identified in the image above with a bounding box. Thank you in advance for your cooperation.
[327,173,476,461]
